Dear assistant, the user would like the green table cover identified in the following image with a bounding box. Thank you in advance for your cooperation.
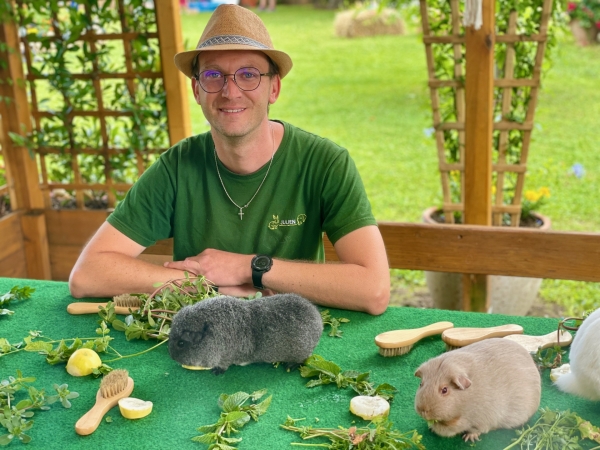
[1,277,598,450]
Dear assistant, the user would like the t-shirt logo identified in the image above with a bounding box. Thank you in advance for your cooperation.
[268,214,307,230]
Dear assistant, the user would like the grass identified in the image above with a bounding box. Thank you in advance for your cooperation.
[179,6,600,315]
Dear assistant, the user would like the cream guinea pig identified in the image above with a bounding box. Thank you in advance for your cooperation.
[414,337,541,442]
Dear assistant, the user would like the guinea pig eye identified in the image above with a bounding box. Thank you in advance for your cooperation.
[177,340,186,348]
[419,381,423,387]
[441,386,448,395]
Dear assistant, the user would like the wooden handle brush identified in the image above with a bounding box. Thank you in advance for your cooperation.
[375,321,454,356]
[504,330,573,353]
[442,324,524,350]
[67,294,141,315]
[75,369,135,436]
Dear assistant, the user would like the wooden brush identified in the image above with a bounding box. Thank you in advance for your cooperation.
[75,369,135,436]
[503,329,573,353]
[375,321,454,356]
[442,324,524,350]
[67,294,141,315]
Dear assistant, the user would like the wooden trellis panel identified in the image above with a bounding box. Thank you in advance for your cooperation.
[420,0,553,226]
[14,0,189,211]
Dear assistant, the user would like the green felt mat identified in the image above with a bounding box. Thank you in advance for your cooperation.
[1,277,598,450]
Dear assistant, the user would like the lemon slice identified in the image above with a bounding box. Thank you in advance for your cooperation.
[181,365,211,370]
[349,395,390,420]
[550,363,571,382]
[66,348,102,377]
[118,397,153,419]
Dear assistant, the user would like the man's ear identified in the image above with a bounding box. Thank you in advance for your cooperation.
[268,74,281,105]
[191,77,202,105]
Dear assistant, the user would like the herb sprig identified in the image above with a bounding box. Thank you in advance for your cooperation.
[0,286,34,317]
[193,389,272,448]
[320,310,350,338]
[103,275,219,341]
[281,416,425,449]
[504,408,600,450]
[0,371,79,446]
[300,355,397,401]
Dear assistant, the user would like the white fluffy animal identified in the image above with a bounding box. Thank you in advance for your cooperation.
[554,307,600,400]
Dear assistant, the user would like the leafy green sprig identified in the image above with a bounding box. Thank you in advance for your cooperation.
[281,416,425,449]
[0,371,79,446]
[299,355,397,402]
[192,389,272,449]
[0,286,35,317]
[532,344,566,371]
[320,310,350,338]
[103,275,219,341]
[504,408,600,450]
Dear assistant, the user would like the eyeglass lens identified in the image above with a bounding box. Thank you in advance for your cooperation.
[199,67,263,93]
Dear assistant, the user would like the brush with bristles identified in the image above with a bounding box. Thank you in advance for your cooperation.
[442,324,524,351]
[375,321,454,357]
[75,369,135,436]
[67,294,141,315]
[503,329,573,353]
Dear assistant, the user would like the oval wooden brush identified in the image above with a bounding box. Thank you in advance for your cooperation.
[442,324,524,350]
[75,369,135,436]
[375,321,454,357]
[503,329,573,353]
[67,294,141,315]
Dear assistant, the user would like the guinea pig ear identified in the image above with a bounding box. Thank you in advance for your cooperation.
[414,369,422,378]
[451,373,472,390]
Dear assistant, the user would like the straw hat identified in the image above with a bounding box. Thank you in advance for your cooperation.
[174,5,293,79]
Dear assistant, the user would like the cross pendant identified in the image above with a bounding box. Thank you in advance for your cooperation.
[238,208,244,220]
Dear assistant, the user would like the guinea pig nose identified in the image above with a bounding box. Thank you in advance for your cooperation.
[177,340,186,348]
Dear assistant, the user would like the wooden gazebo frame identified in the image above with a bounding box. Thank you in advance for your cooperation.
[1,1,599,313]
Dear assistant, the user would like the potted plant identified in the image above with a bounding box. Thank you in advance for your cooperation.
[419,0,564,314]
[567,0,600,45]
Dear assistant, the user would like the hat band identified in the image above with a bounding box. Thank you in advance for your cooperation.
[197,35,271,50]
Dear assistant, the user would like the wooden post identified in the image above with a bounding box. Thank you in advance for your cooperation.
[155,0,192,145]
[21,212,51,280]
[0,18,51,279]
[462,1,495,312]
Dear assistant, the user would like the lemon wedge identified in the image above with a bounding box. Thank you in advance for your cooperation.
[181,365,211,370]
[66,348,102,377]
[550,363,571,382]
[349,395,390,420]
[118,397,153,419]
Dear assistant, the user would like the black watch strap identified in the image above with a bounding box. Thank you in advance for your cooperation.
[251,255,273,290]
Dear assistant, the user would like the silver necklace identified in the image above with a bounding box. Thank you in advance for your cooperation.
[214,124,275,220]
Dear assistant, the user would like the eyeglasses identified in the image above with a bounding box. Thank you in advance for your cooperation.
[195,67,273,93]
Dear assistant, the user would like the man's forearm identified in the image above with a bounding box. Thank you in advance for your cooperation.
[262,259,390,315]
[69,251,187,298]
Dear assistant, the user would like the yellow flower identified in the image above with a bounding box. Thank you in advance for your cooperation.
[539,187,551,198]
[525,190,541,202]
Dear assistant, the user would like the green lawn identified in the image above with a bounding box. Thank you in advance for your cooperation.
[179,6,600,315]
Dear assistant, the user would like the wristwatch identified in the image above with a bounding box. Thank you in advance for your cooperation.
[251,254,273,290]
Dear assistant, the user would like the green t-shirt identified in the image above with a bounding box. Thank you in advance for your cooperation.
[107,121,376,262]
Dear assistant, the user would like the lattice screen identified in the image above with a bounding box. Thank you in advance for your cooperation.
[16,0,171,210]
[420,0,553,226]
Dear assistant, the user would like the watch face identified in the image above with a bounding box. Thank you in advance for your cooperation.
[253,255,272,271]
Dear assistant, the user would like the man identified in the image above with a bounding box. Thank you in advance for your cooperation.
[69,4,389,315]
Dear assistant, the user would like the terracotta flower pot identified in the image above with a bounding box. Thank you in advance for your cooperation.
[570,20,600,46]
[422,207,551,316]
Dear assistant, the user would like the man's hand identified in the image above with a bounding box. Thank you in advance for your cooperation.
[164,248,254,288]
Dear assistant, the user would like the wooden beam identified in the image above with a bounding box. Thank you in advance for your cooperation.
[155,0,192,145]
[462,0,495,312]
[0,21,44,211]
[20,212,51,280]
[143,223,600,283]
[0,212,27,278]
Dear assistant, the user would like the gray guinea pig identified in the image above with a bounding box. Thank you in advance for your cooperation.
[414,338,541,442]
[168,293,323,375]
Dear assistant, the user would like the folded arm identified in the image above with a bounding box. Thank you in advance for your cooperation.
[69,222,188,298]
[164,225,390,315]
